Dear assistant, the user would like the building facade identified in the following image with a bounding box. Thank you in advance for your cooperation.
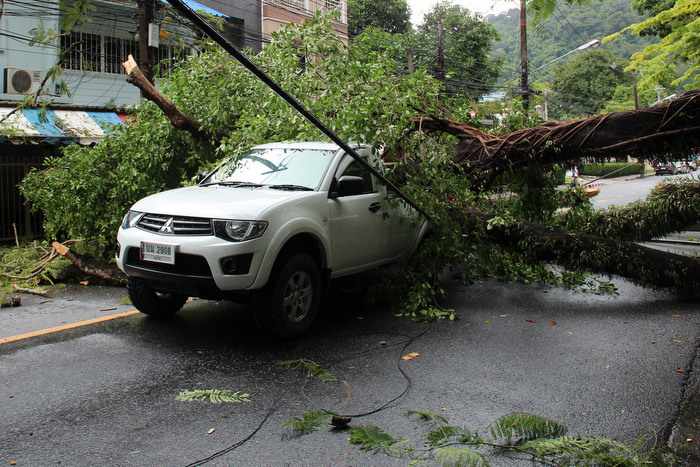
[263,0,348,43]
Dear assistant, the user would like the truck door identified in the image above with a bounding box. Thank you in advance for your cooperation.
[328,157,392,275]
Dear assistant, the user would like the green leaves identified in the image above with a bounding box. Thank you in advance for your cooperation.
[282,410,332,437]
[278,359,337,382]
[489,413,567,445]
[349,425,399,453]
[176,389,251,404]
[434,447,490,467]
[521,436,640,466]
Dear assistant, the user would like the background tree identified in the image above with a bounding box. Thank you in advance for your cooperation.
[414,1,502,99]
[605,0,700,93]
[549,49,632,118]
[347,0,411,36]
[488,0,651,84]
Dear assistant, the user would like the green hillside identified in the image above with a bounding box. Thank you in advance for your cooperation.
[487,0,651,85]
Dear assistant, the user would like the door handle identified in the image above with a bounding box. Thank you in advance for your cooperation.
[368,202,381,213]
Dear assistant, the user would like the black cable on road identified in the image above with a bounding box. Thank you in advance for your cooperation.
[162,0,433,225]
[183,404,278,467]
[326,324,432,419]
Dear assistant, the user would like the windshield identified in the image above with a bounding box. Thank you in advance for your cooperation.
[203,148,335,190]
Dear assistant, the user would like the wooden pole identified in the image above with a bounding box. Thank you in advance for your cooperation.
[519,0,529,110]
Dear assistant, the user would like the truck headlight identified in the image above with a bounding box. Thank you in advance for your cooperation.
[121,210,143,229]
[214,220,268,242]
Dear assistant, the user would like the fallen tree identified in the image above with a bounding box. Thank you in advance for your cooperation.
[19,16,700,303]
[415,91,700,187]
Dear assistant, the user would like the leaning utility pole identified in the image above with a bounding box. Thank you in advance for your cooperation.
[137,0,156,89]
[519,0,529,110]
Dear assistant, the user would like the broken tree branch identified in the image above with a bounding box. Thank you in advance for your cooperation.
[51,241,126,285]
[461,207,700,294]
[122,54,210,142]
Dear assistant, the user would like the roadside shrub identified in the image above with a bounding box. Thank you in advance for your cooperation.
[580,162,643,177]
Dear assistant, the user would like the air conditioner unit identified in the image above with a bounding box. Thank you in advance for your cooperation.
[4,67,42,95]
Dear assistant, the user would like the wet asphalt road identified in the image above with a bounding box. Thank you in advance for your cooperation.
[1,279,699,466]
[592,173,698,209]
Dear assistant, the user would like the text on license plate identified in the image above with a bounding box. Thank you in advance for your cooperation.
[141,242,176,264]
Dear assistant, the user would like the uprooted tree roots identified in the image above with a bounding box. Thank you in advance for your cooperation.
[413,90,700,188]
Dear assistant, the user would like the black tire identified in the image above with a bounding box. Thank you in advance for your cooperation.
[127,279,187,319]
[254,253,322,339]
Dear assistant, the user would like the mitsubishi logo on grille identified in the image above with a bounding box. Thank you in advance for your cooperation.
[160,217,175,234]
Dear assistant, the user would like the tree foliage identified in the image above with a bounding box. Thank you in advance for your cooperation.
[21,15,441,254]
[549,49,632,118]
[347,0,411,36]
[488,0,650,85]
[606,0,700,92]
[413,1,502,99]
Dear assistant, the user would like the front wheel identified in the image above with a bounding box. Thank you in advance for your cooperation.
[254,253,321,339]
[128,279,187,319]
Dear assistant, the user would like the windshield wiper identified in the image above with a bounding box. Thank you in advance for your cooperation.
[267,184,314,191]
[200,181,264,188]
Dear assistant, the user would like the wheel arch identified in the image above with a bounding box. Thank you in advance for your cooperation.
[251,226,330,290]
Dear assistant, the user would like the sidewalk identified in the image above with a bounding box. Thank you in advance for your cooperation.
[0,285,132,340]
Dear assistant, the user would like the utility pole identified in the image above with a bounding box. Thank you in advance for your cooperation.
[543,89,549,121]
[519,0,529,110]
[435,18,445,82]
[137,0,157,90]
[407,48,415,73]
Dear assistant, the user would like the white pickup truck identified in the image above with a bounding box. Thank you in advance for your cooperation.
[117,142,427,337]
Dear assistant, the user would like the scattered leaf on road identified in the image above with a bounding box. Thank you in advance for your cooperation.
[401,352,420,361]
[526,319,536,324]
[9,461,16,465]
[484,320,491,325]
[676,368,685,375]
[549,320,557,327]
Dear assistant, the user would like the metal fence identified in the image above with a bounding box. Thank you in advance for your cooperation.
[0,145,48,242]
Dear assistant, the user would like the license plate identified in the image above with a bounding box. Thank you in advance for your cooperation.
[141,242,176,264]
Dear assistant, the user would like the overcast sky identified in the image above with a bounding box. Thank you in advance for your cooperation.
[408,0,517,24]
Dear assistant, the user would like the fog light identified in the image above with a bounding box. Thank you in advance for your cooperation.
[220,254,253,275]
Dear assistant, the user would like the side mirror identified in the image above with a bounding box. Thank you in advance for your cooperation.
[330,175,366,198]
[195,171,209,184]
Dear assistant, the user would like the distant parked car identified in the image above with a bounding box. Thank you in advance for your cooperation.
[673,161,693,174]
[654,162,677,175]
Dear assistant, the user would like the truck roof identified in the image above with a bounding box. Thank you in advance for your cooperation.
[252,141,368,152]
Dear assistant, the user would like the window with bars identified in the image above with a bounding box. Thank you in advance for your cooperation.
[324,0,340,11]
[60,30,188,75]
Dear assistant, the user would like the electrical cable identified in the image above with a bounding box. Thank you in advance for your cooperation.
[182,403,279,467]
[325,323,432,419]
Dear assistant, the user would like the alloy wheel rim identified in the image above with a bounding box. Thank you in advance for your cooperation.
[283,271,313,323]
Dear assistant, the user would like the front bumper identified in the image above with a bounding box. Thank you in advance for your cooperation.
[117,226,268,293]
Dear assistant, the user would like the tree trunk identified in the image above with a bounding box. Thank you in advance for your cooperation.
[416,90,700,186]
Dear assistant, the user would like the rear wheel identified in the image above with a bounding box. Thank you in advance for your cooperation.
[254,253,321,339]
[128,279,187,319]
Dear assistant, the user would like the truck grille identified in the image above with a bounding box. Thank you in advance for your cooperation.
[126,247,213,277]
[137,213,213,236]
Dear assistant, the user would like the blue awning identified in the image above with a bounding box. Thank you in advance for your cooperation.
[0,107,127,146]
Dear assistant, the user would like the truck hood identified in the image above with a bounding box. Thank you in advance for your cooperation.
[131,186,314,219]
